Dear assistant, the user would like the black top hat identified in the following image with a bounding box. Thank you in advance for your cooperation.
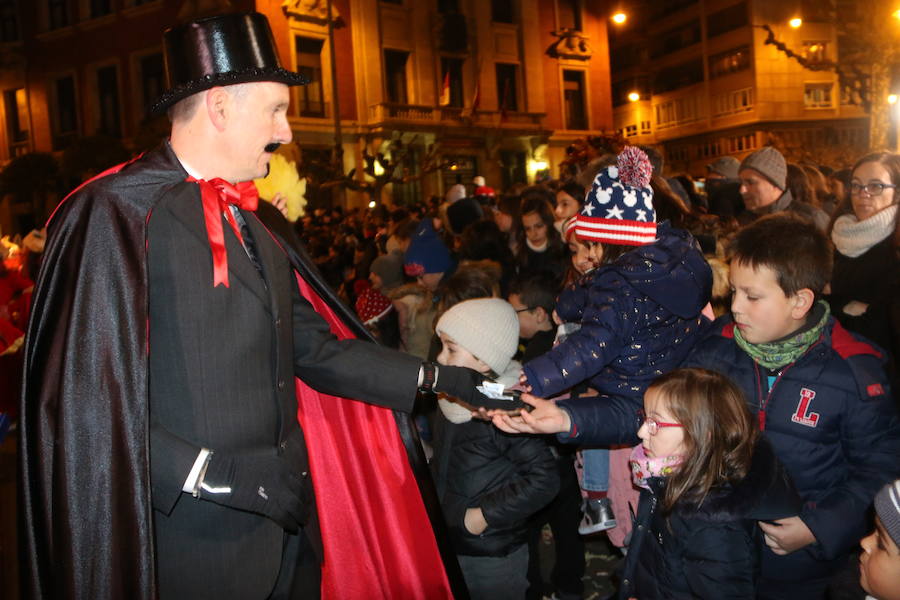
[149,12,308,115]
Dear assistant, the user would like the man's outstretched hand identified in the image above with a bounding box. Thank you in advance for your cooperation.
[489,393,572,435]
[433,365,527,412]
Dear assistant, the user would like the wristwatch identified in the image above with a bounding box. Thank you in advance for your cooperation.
[418,361,438,394]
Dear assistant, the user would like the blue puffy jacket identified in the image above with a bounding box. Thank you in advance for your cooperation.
[683,316,900,582]
[524,223,712,402]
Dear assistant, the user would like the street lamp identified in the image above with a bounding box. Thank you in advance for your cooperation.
[628,91,640,102]
[789,17,802,28]
[894,9,900,19]
[612,12,627,25]
[889,94,898,105]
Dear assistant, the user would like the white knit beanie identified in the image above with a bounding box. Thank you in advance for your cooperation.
[435,298,520,375]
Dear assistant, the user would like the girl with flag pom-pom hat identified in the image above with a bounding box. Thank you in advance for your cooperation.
[491,146,714,553]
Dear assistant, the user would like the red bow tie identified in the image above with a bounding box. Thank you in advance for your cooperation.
[187,177,260,288]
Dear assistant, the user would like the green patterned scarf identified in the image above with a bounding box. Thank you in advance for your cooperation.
[733,301,831,370]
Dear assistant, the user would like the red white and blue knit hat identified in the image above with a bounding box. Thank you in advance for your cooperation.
[575,146,656,246]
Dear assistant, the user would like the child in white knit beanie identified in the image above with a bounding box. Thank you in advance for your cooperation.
[431,298,559,599]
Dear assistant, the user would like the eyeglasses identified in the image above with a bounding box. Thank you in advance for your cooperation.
[849,182,897,196]
[637,408,683,436]
[514,306,534,313]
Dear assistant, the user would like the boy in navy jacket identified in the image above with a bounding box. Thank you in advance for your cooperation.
[684,214,900,599]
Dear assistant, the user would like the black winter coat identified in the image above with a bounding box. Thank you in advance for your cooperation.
[431,416,560,557]
[620,438,802,600]
[828,235,900,380]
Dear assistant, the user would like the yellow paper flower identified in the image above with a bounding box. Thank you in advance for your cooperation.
[253,153,307,222]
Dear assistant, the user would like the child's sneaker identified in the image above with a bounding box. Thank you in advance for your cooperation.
[578,497,616,534]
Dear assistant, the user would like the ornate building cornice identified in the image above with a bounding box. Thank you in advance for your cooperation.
[281,0,342,26]
[547,28,592,61]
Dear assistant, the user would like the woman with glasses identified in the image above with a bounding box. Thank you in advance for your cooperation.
[624,368,799,599]
[827,152,900,388]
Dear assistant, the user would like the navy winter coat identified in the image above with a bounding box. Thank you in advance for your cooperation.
[683,316,900,582]
[620,438,802,599]
[524,223,712,402]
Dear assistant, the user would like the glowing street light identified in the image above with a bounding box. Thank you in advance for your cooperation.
[789,17,802,28]
[894,9,900,19]
[889,94,898,105]
[628,91,641,102]
[612,12,627,24]
[368,200,376,208]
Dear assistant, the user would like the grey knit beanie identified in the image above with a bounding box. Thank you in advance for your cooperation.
[707,156,741,179]
[875,479,900,548]
[740,147,787,190]
[435,298,519,375]
[370,251,405,291]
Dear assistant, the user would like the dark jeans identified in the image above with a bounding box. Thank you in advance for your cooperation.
[527,453,585,599]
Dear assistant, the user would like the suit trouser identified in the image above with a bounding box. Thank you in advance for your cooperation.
[269,530,321,600]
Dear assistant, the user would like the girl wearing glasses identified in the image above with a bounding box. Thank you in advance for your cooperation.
[827,152,900,388]
[627,368,799,599]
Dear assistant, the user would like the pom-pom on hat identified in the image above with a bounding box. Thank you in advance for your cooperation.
[435,298,520,375]
[404,220,454,277]
[875,479,900,548]
[576,146,656,246]
[355,287,393,326]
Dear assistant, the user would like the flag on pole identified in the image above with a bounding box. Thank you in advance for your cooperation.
[499,76,511,123]
[462,65,480,117]
[439,72,451,106]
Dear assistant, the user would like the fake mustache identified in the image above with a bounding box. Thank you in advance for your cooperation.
[264,142,281,153]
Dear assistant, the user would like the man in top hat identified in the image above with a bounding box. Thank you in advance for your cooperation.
[19,12,491,600]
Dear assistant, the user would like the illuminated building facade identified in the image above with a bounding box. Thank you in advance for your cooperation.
[609,0,868,175]
[0,0,617,208]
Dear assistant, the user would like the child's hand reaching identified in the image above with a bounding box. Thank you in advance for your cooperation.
[758,516,816,555]
[489,393,571,435]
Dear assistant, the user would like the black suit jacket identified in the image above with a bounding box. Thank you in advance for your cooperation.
[146,169,423,598]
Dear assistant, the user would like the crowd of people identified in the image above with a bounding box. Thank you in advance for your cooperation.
[4,132,900,598]
[3,12,899,598]
[264,143,900,600]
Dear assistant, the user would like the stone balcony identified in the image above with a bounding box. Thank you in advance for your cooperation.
[367,102,544,132]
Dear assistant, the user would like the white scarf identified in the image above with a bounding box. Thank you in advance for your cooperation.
[831,204,898,258]
[525,237,548,253]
